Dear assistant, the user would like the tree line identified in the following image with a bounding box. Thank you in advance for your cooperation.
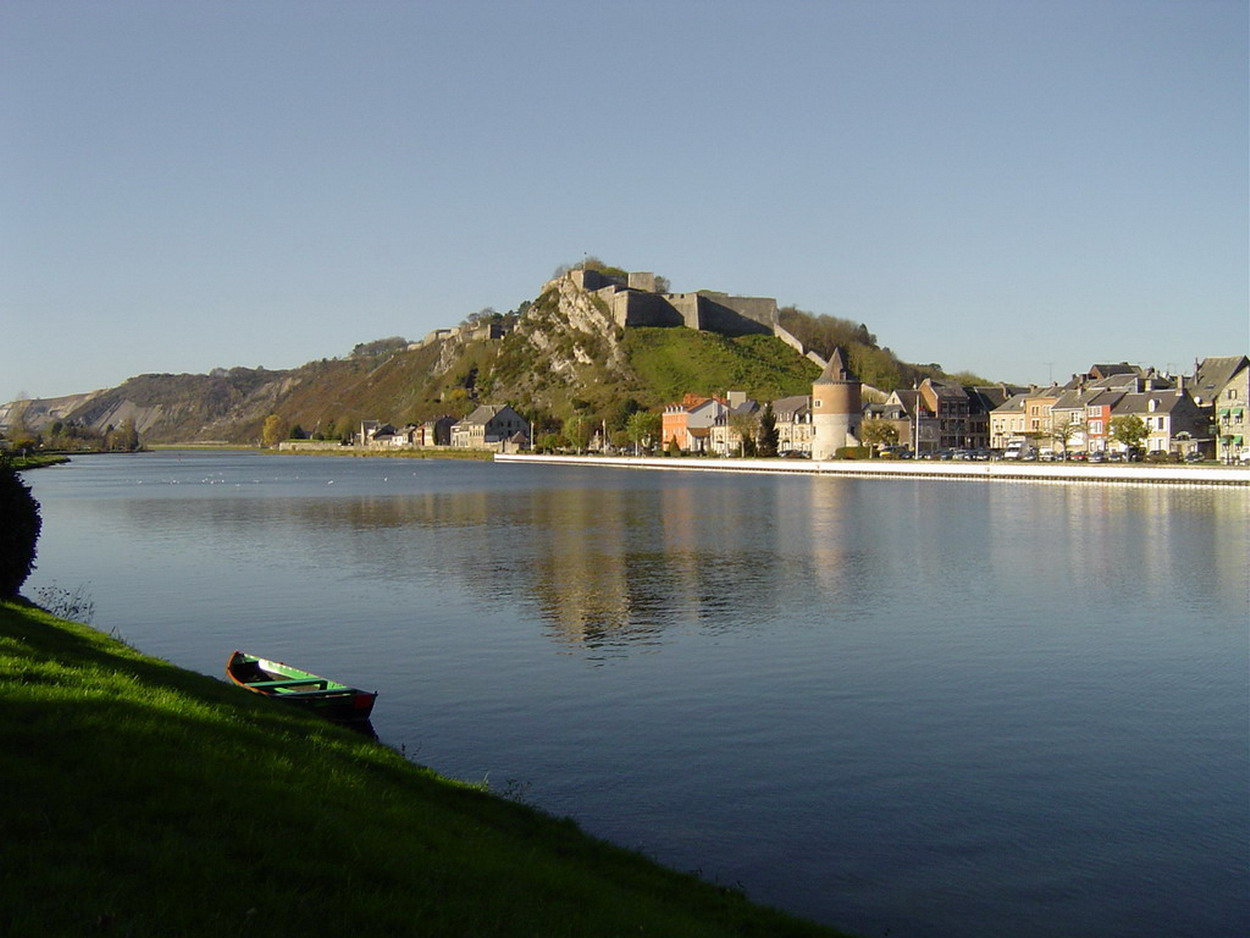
[3,417,141,455]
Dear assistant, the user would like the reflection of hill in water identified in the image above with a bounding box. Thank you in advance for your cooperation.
[113,470,1248,657]
[118,476,876,652]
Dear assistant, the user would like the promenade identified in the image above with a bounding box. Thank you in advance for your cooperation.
[496,453,1250,486]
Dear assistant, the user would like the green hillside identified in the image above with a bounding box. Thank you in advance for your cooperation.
[623,328,820,403]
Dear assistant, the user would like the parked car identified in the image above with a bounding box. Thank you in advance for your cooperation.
[1003,437,1036,460]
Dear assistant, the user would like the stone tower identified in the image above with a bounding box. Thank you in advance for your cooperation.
[811,347,862,460]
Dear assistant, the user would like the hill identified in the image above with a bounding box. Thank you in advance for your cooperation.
[1,266,984,446]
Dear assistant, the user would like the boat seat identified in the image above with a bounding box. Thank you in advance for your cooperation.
[280,687,353,697]
[249,679,330,690]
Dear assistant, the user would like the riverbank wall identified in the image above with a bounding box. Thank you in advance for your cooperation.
[496,453,1250,487]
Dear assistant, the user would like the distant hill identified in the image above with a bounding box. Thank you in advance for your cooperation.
[2,267,985,445]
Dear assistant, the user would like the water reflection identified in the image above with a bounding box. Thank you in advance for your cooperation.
[102,466,1250,660]
[107,472,892,652]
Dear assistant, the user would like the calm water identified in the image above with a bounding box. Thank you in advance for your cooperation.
[23,452,1250,938]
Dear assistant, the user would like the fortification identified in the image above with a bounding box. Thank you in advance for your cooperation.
[562,268,778,337]
[811,347,862,460]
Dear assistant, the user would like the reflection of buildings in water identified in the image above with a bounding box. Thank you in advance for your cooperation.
[528,476,880,647]
[529,479,795,648]
[528,486,634,647]
[986,484,1249,615]
[803,477,854,603]
[657,480,790,627]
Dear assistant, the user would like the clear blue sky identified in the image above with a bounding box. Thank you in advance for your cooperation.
[3,0,1246,401]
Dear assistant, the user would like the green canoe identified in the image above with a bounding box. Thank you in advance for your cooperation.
[227,651,377,722]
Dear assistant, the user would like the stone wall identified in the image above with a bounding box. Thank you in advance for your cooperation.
[607,286,775,336]
[695,294,774,336]
[562,269,804,345]
[611,290,687,328]
[697,292,777,328]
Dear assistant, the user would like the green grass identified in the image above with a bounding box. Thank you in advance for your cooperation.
[0,600,850,937]
[5,453,71,470]
[623,329,821,404]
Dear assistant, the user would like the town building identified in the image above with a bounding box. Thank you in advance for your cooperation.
[771,395,814,455]
[1194,356,1250,462]
[1110,388,1208,457]
[710,395,760,456]
[811,348,862,460]
[450,405,531,451]
[988,392,1030,450]
[662,394,730,454]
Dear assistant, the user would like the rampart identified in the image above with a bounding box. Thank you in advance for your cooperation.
[567,269,778,337]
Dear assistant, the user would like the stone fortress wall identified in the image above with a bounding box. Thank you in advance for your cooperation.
[569,268,826,365]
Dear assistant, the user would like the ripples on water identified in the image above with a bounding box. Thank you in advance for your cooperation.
[24,453,1250,938]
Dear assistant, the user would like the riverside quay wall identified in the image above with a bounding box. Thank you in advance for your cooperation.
[495,454,1250,487]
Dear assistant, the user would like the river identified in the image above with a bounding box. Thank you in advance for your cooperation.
[22,451,1250,938]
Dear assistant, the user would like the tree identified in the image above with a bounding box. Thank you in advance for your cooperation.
[106,418,140,452]
[351,336,409,358]
[1050,415,1083,458]
[858,418,900,456]
[563,414,593,454]
[758,403,779,457]
[625,411,660,455]
[0,459,42,598]
[728,410,760,457]
[606,398,643,432]
[1110,414,1149,454]
[261,414,286,447]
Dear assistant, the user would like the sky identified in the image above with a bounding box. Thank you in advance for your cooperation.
[2,0,1246,401]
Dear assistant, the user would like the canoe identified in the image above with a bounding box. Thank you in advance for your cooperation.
[226,651,377,722]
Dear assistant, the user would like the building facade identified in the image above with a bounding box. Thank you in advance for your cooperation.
[811,348,862,460]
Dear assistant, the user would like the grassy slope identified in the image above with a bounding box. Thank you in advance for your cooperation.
[623,329,822,405]
[0,600,849,938]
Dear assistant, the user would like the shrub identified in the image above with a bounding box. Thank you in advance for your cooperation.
[0,461,42,598]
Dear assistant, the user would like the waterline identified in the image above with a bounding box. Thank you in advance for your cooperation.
[497,452,1250,485]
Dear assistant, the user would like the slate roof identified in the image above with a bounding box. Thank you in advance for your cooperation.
[814,347,857,384]
[771,395,811,419]
[457,404,525,427]
[991,392,1030,414]
[1112,391,1189,416]
[1192,356,1250,404]
[1088,363,1141,379]
[887,388,926,417]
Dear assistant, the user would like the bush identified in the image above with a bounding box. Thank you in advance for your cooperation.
[834,446,871,460]
[0,461,42,598]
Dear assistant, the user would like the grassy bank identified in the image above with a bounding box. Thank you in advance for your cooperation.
[6,453,72,470]
[0,600,847,937]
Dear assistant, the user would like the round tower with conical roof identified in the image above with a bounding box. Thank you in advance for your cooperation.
[811,347,862,460]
